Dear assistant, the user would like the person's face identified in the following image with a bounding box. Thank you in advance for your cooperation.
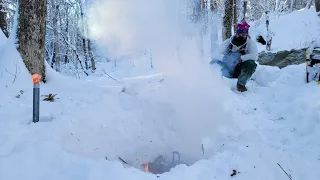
[236,33,248,38]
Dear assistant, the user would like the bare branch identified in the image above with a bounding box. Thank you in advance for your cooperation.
[102,69,118,81]
[5,62,20,83]
[277,163,292,180]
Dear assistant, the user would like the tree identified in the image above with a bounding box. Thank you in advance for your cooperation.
[242,0,248,21]
[316,0,320,38]
[222,0,233,40]
[233,0,238,32]
[316,0,320,12]
[0,0,9,37]
[17,0,47,82]
[307,0,314,9]
[51,0,61,71]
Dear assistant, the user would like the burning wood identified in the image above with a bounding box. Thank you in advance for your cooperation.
[141,151,189,174]
[143,163,149,172]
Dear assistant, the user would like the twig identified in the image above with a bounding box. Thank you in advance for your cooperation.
[118,157,128,164]
[102,69,118,81]
[5,63,20,83]
[277,163,292,180]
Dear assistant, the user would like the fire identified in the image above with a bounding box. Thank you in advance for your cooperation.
[144,163,149,172]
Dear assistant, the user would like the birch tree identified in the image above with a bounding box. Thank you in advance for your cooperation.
[241,0,248,21]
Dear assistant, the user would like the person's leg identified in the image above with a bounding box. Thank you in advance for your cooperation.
[236,60,257,91]
[210,60,233,78]
[232,63,242,78]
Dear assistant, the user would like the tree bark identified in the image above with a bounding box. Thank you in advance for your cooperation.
[64,6,69,63]
[233,0,237,32]
[79,2,89,70]
[201,0,206,9]
[88,39,96,71]
[316,0,320,12]
[222,0,233,40]
[17,0,47,82]
[0,0,9,37]
[290,0,294,12]
[210,0,216,12]
[242,0,247,22]
[52,1,60,71]
[307,0,313,9]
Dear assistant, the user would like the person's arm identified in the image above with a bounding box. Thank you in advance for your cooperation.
[211,39,231,61]
[241,39,259,61]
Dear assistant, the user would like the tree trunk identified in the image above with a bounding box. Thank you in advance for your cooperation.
[82,38,89,69]
[241,0,248,22]
[201,0,206,9]
[290,0,294,12]
[307,0,313,9]
[209,0,216,11]
[52,0,60,71]
[275,0,280,10]
[222,0,233,40]
[316,0,320,12]
[265,0,272,51]
[87,40,96,71]
[64,6,69,63]
[17,0,47,82]
[0,0,9,37]
[79,2,89,70]
[233,0,237,32]
[209,0,218,59]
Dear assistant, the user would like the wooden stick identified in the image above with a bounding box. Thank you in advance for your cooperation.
[277,163,292,180]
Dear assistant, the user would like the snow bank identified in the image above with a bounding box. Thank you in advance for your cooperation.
[250,7,318,52]
[1,3,320,180]
[0,29,6,49]
[0,35,31,90]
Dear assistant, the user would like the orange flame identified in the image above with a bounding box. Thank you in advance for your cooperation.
[144,163,149,172]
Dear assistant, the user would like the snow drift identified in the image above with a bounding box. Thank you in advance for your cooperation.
[1,2,320,180]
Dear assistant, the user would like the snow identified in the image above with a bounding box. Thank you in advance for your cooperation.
[0,29,6,49]
[250,7,319,52]
[1,2,320,180]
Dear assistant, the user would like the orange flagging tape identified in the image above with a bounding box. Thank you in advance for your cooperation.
[32,74,41,84]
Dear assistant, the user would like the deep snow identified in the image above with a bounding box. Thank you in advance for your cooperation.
[1,3,320,180]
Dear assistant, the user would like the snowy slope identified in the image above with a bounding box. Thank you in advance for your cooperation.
[0,29,6,49]
[250,7,319,52]
[1,3,320,180]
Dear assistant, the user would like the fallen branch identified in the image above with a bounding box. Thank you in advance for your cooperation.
[118,157,129,165]
[230,169,240,177]
[42,94,58,102]
[277,163,292,180]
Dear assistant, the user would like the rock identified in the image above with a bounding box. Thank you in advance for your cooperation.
[258,48,307,68]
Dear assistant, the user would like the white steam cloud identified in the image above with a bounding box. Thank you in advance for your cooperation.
[87,0,237,165]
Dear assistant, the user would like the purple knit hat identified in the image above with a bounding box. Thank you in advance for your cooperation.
[236,21,250,35]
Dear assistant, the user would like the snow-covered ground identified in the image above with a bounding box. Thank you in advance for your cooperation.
[1,2,320,180]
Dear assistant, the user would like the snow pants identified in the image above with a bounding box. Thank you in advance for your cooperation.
[210,53,257,86]
[232,60,257,86]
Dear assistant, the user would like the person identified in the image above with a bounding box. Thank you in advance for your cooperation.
[210,21,259,92]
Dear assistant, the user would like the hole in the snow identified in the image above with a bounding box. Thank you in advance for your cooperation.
[121,151,192,174]
[26,115,55,124]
